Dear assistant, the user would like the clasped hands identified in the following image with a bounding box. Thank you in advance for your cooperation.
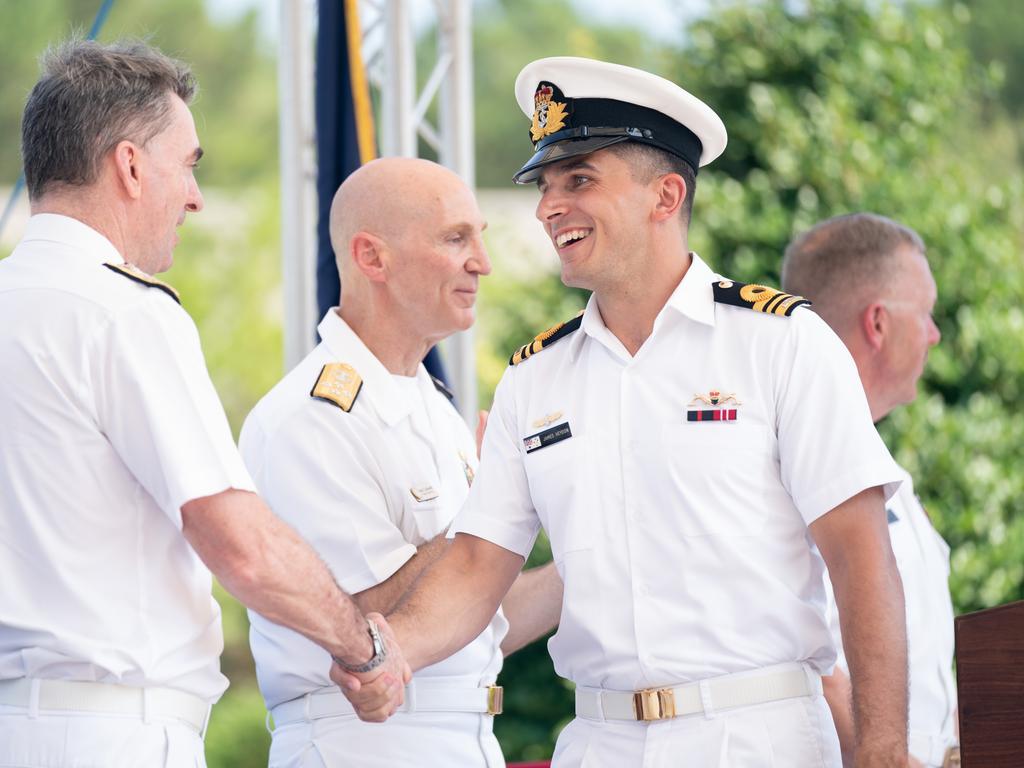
[330,612,411,722]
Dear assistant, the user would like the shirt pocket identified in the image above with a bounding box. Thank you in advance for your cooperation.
[661,423,774,537]
[400,493,452,546]
[523,432,593,559]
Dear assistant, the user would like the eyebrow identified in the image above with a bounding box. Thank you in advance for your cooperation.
[191,147,204,163]
[537,159,599,188]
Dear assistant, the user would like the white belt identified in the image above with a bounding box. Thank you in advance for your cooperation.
[271,682,503,728]
[0,678,211,735]
[909,729,959,767]
[576,663,821,722]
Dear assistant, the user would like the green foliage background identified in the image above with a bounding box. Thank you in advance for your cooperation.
[1,0,1022,763]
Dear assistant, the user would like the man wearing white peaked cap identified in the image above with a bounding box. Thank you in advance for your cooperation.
[339,57,910,768]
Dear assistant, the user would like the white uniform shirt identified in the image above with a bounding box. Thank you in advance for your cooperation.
[241,311,507,711]
[826,464,957,762]
[0,214,254,701]
[452,253,901,692]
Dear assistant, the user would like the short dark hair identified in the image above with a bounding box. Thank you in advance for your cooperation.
[606,142,697,225]
[21,38,197,200]
[781,212,926,333]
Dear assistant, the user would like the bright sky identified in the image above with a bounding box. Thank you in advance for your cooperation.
[207,0,710,46]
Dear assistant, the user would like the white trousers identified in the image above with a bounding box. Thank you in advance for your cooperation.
[552,694,842,768]
[268,710,505,768]
[0,704,205,768]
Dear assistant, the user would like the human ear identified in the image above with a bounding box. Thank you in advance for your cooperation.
[111,140,142,200]
[652,173,686,222]
[860,302,888,352]
[350,232,388,283]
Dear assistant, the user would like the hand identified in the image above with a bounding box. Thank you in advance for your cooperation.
[330,612,412,722]
[475,410,489,459]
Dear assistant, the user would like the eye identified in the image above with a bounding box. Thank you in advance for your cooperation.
[571,174,590,187]
[447,233,465,244]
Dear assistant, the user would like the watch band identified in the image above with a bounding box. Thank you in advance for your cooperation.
[332,618,387,674]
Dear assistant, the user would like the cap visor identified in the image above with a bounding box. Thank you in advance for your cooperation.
[512,135,631,184]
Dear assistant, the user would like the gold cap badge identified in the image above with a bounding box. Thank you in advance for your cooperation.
[531,81,569,143]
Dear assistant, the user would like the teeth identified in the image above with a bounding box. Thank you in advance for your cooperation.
[556,229,590,247]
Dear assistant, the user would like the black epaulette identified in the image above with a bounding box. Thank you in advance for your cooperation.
[103,262,181,305]
[431,375,455,402]
[509,310,584,366]
[712,279,810,317]
[310,363,362,412]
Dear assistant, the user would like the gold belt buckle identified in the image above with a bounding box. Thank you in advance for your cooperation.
[942,746,960,768]
[486,685,503,716]
[632,687,676,721]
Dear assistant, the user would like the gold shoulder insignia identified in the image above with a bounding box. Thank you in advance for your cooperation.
[103,262,181,305]
[509,310,584,366]
[712,279,810,317]
[311,363,362,412]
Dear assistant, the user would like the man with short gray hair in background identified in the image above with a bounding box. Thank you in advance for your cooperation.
[783,213,958,768]
[0,39,408,767]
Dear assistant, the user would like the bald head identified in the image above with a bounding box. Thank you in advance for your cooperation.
[782,213,926,338]
[330,157,474,282]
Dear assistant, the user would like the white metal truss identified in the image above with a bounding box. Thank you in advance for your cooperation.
[278,0,478,425]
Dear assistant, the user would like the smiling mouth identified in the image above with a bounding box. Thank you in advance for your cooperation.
[555,228,592,248]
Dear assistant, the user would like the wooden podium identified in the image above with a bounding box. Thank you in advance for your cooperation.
[955,599,1024,766]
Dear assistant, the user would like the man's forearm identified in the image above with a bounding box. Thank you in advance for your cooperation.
[813,486,908,767]
[388,533,525,671]
[500,560,562,655]
[354,535,449,616]
[182,489,373,663]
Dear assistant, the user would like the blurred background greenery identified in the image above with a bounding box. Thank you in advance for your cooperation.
[1,0,1022,763]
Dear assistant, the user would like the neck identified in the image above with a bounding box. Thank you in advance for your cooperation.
[844,336,887,424]
[594,246,692,356]
[32,191,132,264]
[338,301,434,377]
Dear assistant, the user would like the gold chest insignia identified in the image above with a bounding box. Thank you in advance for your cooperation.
[530,82,568,143]
[311,363,362,412]
[458,450,475,487]
[687,389,741,423]
[531,411,563,429]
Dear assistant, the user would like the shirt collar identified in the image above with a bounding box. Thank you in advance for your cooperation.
[21,214,125,266]
[579,251,717,348]
[316,310,416,427]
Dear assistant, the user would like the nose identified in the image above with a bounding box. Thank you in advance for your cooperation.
[468,236,492,276]
[186,175,204,214]
[535,186,568,225]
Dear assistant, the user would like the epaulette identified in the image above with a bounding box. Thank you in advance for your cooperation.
[103,262,181,305]
[310,363,362,412]
[509,310,584,366]
[712,279,810,317]
[431,375,455,402]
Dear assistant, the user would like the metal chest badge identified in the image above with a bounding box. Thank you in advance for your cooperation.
[531,81,569,142]
[687,389,741,423]
[458,450,475,487]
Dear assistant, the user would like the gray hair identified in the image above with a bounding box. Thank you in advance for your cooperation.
[21,38,197,200]
[781,212,926,333]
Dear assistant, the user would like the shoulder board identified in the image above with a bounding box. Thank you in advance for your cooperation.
[310,363,362,412]
[712,279,810,317]
[103,262,181,305]
[431,375,455,402]
[509,310,584,366]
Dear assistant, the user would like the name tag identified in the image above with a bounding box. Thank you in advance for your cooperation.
[523,422,572,454]
[410,485,440,502]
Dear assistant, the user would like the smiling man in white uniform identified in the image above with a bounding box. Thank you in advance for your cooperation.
[783,213,957,768]
[337,58,911,767]
[0,40,408,767]
[240,157,561,767]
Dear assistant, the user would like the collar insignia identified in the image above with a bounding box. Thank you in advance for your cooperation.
[311,363,362,412]
[687,389,741,423]
[531,81,569,143]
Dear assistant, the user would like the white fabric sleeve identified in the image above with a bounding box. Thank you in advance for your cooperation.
[93,298,254,527]
[449,366,542,557]
[250,404,416,595]
[775,310,902,526]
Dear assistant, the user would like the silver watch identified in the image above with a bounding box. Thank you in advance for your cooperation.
[332,618,387,674]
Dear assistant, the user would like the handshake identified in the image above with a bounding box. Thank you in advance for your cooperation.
[329,612,412,722]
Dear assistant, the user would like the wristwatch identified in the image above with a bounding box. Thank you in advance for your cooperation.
[332,618,388,674]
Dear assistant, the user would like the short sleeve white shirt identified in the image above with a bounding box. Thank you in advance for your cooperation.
[0,214,255,701]
[452,252,901,691]
[241,311,506,710]
[825,464,957,761]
